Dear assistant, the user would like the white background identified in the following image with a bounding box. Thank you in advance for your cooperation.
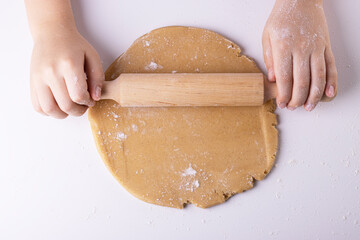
[1,0,359,239]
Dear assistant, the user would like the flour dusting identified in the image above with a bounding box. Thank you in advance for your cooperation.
[116,132,127,140]
[180,164,200,192]
[145,61,163,71]
[112,112,119,119]
[73,75,78,83]
[183,180,200,192]
[131,124,138,132]
[182,164,197,176]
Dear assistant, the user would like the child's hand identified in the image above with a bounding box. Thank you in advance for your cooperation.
[25,0,104,119]
[262,0,337,111]
[30,30,104,119]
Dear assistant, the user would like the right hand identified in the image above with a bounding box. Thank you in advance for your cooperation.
[30,29,104,119]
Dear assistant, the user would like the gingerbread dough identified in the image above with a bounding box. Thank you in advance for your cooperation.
[88,26,278,208]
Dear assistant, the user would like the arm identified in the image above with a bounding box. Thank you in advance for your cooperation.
[25,0,104,118]
[262,0,337,111]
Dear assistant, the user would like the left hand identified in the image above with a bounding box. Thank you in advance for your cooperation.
[262,0,337,111]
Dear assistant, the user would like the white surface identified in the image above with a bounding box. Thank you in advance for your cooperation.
[0,0,359,239]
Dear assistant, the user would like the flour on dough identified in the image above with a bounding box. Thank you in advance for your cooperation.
[89,26,278,208]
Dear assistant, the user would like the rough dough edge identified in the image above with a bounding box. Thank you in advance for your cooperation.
[88,26,278,208]
[260,100,278,180]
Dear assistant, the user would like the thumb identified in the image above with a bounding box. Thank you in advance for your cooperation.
[262,33,275,82]
[85,48,105,101]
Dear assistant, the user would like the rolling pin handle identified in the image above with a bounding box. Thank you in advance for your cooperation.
[263,76,277,103]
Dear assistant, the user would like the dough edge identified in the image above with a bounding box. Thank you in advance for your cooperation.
[88,26,278,208]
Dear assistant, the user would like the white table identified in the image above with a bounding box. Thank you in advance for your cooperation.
[1,1,359,239]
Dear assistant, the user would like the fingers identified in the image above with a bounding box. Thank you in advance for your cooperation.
[324,48,337,98]
[271,49,334,111]
[262,33,276,82]
[62,58,95,107]
[272,45,293,109]
[37,85,68,119]
[287,54,310,110]
[31,59,92,118]
[85,48,104,101]
[30,84,46,116]
[49,77,88,116]
[304,52,326,111]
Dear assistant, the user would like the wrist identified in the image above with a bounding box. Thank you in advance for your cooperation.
[32,21,78,43]
[25,0,78,42]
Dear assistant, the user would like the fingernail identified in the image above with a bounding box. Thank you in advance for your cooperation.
[278,102,286,109]
[287,106,296,111]
[328,85,335,97]
[305,103,315,112]
[95,86,102,100]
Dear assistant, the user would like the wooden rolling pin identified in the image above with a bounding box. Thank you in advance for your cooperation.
[101,73,330,107]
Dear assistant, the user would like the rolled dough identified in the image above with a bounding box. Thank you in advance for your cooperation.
[88,26,278,208]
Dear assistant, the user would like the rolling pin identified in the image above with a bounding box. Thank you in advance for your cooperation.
[100,73,331,107]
